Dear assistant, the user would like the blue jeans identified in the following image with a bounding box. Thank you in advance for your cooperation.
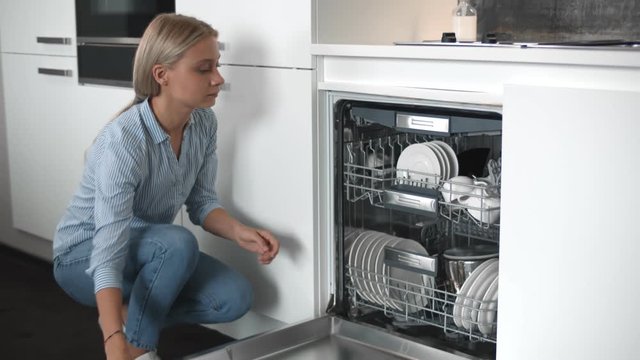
[53,224,253,351]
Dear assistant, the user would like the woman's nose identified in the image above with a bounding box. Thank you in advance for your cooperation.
[212,71,224,86]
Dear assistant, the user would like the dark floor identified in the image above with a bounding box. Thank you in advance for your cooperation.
[0,243,234,359]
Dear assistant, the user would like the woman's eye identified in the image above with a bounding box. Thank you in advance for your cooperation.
[199,68,212,73]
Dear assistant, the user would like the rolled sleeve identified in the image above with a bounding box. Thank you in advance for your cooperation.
[85,128,142,293]
[93,266,123,292]
[185,110,222,226]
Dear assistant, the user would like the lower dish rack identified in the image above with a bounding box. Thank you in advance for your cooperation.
[345,248,498,344]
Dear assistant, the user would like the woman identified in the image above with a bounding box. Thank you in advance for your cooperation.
[52,14,279,360]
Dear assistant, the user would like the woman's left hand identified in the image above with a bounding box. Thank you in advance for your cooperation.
[234,226,280,264]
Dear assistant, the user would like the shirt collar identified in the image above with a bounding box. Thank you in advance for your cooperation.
[139,98,194,145]
[140,98,168,144]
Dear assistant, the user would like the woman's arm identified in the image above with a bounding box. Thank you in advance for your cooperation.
[202,208,279,264]
[97,288,129,359]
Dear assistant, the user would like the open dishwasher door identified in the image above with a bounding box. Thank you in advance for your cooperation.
[185,316,475,360]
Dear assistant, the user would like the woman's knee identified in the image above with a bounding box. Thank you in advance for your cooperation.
[151,225,199,265]
[223,275,253,321]
[204,273,253,323]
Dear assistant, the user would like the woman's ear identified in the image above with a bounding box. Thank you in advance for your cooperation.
[152,64,168,86]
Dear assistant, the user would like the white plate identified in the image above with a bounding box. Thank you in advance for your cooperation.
[424,142,450,180]
[452,258,498,328]
[386,239,432,313]
[358,232,388,304]
[477,275,499,336]
[360,232,389,306]
[396,144,441,185]
[348,231,378,304]
[372,237,404,310]
[461,262,498,330]
[343,229,363,257]
[431,140,459,179]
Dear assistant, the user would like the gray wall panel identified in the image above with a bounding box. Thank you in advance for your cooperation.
[476,0,640,41]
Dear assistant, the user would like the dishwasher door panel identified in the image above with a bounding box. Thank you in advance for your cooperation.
[186,316,476,360]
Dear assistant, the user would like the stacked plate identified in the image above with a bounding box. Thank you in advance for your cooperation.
[451,258,499,336]
[346,230,435,313]
[396,141,458,186]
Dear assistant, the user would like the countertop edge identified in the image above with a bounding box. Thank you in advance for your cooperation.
[310,44,640,68]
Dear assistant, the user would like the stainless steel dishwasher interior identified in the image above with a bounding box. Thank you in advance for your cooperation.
[333,99,502,359]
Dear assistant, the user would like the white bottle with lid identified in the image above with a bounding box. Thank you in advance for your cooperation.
[452,0,477,42]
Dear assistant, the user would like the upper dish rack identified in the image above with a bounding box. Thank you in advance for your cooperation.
[343,137,501,233]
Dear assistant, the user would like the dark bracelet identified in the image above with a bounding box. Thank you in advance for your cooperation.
[103,329,123,345]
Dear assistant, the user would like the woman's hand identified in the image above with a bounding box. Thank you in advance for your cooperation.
[234,225,280,264]
[202,208,280,264]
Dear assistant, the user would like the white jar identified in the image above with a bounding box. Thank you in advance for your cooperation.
[452,0,477,42]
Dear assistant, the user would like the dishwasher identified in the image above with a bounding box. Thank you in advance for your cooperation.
[188,93,503,360]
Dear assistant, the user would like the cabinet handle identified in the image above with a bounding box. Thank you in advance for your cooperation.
[36,37,72,45]
[38,68,73,77]
[217,41,226,50]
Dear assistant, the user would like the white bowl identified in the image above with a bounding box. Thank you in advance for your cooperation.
[441,176,474,203]
[459,187,501,225]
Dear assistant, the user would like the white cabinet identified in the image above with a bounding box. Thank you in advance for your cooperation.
[0,0,76,56]
[176,0,317,330]
[498,84,640,360]
[1,52,132,240]
[183,65,316,325]
[2,54,79,240]
[176,0,312,69]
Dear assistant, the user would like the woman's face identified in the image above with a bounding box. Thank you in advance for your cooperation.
[163,35,224,109]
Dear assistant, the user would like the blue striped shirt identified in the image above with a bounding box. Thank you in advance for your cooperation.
[53,98,222,293]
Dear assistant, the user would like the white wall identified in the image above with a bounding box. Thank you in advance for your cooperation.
[0,24,53,260]
[317,0,457,44]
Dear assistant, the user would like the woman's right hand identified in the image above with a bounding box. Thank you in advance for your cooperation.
[105,335,132,360]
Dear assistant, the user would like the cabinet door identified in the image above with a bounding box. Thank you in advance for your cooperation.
[0,0,76,56]
[183,66,315,325]
[498,84,640,360]
[2,52,132,240]
[176,0,311,69]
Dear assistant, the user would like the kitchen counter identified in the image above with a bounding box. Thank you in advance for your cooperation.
[311,44,640,105]
[311,44,640,68]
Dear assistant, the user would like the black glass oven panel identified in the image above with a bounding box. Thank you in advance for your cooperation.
[76,0,175,38]
[78,44,137,86]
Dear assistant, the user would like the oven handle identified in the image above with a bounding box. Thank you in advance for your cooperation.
[77,37,140,46]
[36,36,72,45]
[38,68,73,77]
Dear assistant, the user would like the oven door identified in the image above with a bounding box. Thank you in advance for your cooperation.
[75,0,174,41]
[77,42,137,87]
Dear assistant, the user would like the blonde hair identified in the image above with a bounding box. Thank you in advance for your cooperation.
[120,13,218,113]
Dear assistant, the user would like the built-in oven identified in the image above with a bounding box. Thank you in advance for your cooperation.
[75,0,174,87]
